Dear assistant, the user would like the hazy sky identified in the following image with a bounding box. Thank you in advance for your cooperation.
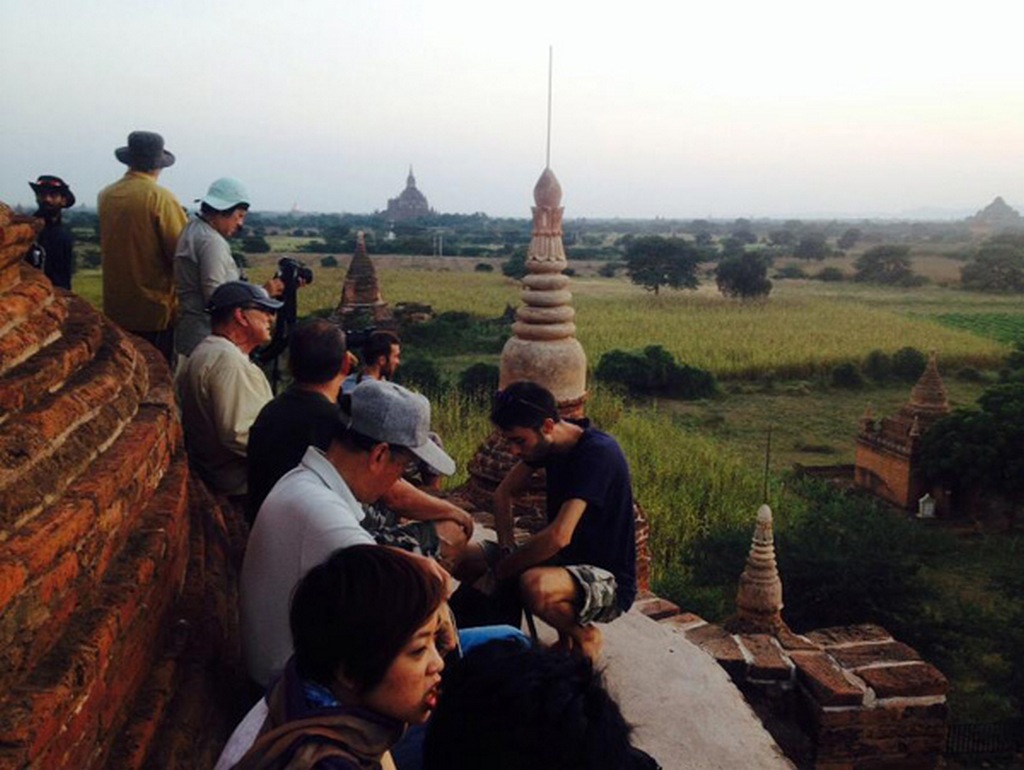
[3,0,1023,219]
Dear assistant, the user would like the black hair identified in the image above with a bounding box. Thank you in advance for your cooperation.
[363,330,400,365]
[290,545,445,693]
[200,201,250,217]
[289,319,347,385]
[490,381,559,431]
[424,640,656,769]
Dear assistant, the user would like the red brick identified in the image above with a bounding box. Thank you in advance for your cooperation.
[685,623,747,679]
[857,663,948,698]
[806,624,891,648]
[0,561,29,614]
[830,641,921,670]
[632,595,681,620]
[7,496,96,575]
[791,650,866,707]
[738,634,793,681]
[35,551,79,605]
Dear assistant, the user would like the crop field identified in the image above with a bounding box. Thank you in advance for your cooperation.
[74,262,1015,380]
[268,263,1012,379]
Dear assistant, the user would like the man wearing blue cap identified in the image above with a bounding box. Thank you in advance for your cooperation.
[176,281,282,503]
[174,178,284,358]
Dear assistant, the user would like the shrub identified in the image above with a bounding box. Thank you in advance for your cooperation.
[457,362,499,399]
[598,261,621,278]
[474,262,494,272]
[242,235,271,253]
[831,362,865,389]
[816,267,844,282]
[955,366,986,383]
[501,250,527,279]
[774,264,807,279]
[595,345,717,400]
[862,349,891,382]
[891,346,927,381]
[320,255,339,268]
[395,356,442,395]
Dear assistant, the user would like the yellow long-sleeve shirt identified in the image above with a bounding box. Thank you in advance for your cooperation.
[98,171,187,332]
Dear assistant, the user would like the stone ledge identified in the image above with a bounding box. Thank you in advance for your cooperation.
[738,634,793,682]
[806,624,892,648]
[830,641,921,670]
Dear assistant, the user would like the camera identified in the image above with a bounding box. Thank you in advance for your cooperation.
[275,257,314,290]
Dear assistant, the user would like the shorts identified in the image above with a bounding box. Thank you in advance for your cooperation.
[371,521,440,559]
[565,564,622,625]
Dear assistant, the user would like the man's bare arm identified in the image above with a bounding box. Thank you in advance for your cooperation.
[495,497,587,581]
[381,479,474,539]
[492,461,535,550]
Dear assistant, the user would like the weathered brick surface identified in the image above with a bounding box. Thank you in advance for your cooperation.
[633,594,681,620]
[790,650,866,707]
[829,641,920,669]
[856,663,948,699]
[739,634,793,681]
[686,622,748,679]
[0,215,243,770]
[806,624,892,648]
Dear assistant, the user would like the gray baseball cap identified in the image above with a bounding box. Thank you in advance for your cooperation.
[206,281,283,313]
[347,380,456,476]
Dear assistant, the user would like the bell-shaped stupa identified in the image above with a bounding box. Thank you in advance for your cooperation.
[499,167,587,413]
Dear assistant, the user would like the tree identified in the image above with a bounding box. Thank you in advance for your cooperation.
[793,232,830,261]
[853,244,918,286]
[920,382,1024,513]
[961,234,1024,292]
[837,227,862,251]
[242,235,271,253]
[624,236,701,295]
[716,253,772,299]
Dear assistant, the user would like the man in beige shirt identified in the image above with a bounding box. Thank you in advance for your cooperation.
[176,282,282,505]
[98,131,187,362]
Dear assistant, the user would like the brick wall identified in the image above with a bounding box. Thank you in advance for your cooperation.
[0,203,245,768]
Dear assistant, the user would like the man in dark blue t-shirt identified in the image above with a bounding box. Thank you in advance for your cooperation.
[491,381,636,661]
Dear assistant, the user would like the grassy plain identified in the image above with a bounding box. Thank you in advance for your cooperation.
[72,257,1023,723]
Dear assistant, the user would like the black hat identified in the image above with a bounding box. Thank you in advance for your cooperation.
[115,131,175,170]
[206,281,284,313]
[29,175,75,208]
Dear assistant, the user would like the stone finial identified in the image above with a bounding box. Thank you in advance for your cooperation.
[907,351,950,416]
[734,504,784,632]
[499,166,586,409]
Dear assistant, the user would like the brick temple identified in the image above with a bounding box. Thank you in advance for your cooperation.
[854,352,950,510]
[333,231,395,331]
[384,166,433,221]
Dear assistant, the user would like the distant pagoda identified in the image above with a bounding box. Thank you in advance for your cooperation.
[967,196,1023,235]
[334,232,394,330]
[854,351,950,509]
[385,167,433,222]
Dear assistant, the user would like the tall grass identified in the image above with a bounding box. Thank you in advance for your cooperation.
[76,264,1013,380]
[429,384,777,585]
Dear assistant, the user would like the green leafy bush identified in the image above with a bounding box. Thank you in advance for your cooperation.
[830,362,866,389]
[395,356,442,395]
[458,362,499,399]
[474,262,494,272]
[862,349,891,382]
[595,345,717,399]
[320,255,338,268]
[891,346,927,381]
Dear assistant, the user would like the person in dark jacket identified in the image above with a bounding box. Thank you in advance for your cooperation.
[27,175,76,289]
[219,545,451,770]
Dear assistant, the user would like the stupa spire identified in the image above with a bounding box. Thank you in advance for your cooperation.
[733,504,784,632]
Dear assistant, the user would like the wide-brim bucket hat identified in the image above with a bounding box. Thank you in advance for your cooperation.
[29,175,75,207]
[115,131,175,169]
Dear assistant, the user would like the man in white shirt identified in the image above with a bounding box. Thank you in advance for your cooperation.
[239,379,456,687]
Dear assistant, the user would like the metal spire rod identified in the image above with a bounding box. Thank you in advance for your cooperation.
[546,45,553,169]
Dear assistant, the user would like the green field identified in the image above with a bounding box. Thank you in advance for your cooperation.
[71,259,1023,723]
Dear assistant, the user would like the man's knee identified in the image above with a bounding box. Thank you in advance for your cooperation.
[518,568,571,615]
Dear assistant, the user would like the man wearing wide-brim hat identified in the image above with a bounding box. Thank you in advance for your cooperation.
[97,130,188,363]
[27,175,76,290]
